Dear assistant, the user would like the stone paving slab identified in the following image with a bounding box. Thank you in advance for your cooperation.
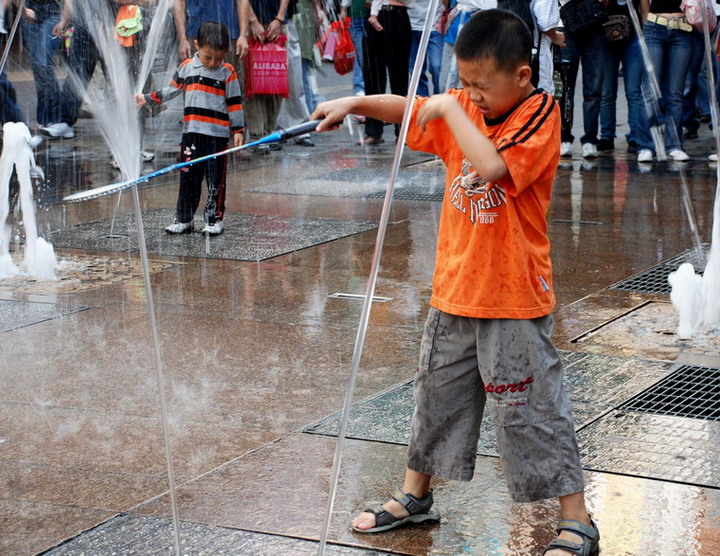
[130,434,720,555]
[44,514,375,556]
[0,299,87,333]
[48,209,378,262]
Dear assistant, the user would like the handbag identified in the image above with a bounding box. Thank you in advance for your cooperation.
[333,19,356,75]
[560,0,608,34]
[602,14,632,41]
[244,35,289,99]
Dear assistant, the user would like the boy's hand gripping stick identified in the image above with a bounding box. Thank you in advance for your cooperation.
[63,120,322,203]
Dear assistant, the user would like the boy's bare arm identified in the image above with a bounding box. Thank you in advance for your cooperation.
[311,95,406,132]
[417,94,507,182]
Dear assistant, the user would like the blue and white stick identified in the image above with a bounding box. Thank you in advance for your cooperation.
[63,120,322,203]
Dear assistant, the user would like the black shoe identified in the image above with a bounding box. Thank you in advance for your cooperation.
[627,140,638,154]
[699,114,711,124]
[684,129,699,140]
[295,136,314,147]
[268,142,283,151]
[597,139,614,152]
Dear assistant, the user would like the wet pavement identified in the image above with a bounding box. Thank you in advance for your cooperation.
[2,56,720,556]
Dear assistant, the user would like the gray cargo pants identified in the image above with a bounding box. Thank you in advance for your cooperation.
[407,308,585,502]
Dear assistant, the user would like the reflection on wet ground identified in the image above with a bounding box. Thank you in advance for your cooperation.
[2,69,720,555]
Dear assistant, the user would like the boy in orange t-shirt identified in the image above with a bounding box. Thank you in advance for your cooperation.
[312,9,599,555]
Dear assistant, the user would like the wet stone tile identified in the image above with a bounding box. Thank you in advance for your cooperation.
[44,514,376,555]
[578,410,720,488]
[0,299,86,333]
[49,210,378,262]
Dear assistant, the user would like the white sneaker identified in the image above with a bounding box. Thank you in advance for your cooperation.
[165,221,193,234]
[668,148,689,161]
[637,149,654,162]
[582,143,598,158]
[27,135,43,149]
[141,150,155,162]
[201,221,224,235]
[560,142,573,157]
[709,153,718,162]
[40,122,74,138]
[110,155,119,169]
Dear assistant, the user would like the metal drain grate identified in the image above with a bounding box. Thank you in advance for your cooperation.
[620,364,720,421]
[366,186,444,202]
[609,244,710,294]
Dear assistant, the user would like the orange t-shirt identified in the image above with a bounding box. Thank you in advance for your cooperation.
[405,88,560,319]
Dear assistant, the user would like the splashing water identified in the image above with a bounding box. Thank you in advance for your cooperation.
[0,122,57,280]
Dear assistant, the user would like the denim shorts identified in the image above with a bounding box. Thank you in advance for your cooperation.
[406,308,585,502]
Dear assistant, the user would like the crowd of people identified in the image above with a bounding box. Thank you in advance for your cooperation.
[2,0,720,163]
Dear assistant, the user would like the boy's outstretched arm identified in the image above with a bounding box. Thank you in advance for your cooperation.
[311,95,406,132]
[417,94,508,182]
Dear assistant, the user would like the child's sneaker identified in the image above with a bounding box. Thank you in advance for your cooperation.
[141,150,155,162]
[201,221,224,235]
[165,221,193,234]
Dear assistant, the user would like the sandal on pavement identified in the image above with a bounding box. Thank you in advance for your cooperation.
[543,518,600,555]
[352,488,440,534]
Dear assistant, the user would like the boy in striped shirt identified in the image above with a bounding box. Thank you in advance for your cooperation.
[135,21,244,235]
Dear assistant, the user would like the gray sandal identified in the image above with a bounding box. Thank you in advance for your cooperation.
[543,517,600,555]
[352,488,441,534]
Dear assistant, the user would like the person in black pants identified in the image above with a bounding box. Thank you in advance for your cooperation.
[361,0,411,145]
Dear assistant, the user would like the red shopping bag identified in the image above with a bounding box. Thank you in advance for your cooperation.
[333,19,355,76]
[244,35,289,99]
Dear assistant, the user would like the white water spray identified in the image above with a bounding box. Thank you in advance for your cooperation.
[0,122,57,280]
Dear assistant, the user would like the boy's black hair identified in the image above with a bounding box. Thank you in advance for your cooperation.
[455,9,532,73]
[197,21,230,51]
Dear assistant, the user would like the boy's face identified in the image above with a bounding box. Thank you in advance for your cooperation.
[456,56,532,120]
[194,42,227,69]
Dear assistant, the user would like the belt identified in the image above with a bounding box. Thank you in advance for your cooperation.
[381,4,408,10]
[646,13,693,32]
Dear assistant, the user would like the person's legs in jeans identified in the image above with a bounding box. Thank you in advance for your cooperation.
[560,35,580,145]
[578,28,606,146]
[409,29,430,97]
[0,72,25,124]
[621,36,648,148]
[22,7,62,125]
[682,31,704,136]
[350,17,365,95]
[426,30,443,95]
[60,25,99,127]
[599,41,622,144]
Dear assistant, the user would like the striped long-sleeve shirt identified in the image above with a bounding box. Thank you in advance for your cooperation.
[145,54,244,138]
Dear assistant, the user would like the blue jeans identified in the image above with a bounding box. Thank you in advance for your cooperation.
[22,4,62,125]
[409,29,443,96]
[682,31,705,133]
[561,28,606,145]
[0,72,24,124]
[643,20,693,151]
[60,24,99,126]
[600,36,648,146]
[349,17,365,94]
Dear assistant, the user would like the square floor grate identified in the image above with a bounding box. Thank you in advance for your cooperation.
[619,364,720,421]
[609,244,709,295]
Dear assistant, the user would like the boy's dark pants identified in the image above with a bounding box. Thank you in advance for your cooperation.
[176,133,228,225]
[407,308,585,503]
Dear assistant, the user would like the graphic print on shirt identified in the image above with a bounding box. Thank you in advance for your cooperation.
[449,158,506,225]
